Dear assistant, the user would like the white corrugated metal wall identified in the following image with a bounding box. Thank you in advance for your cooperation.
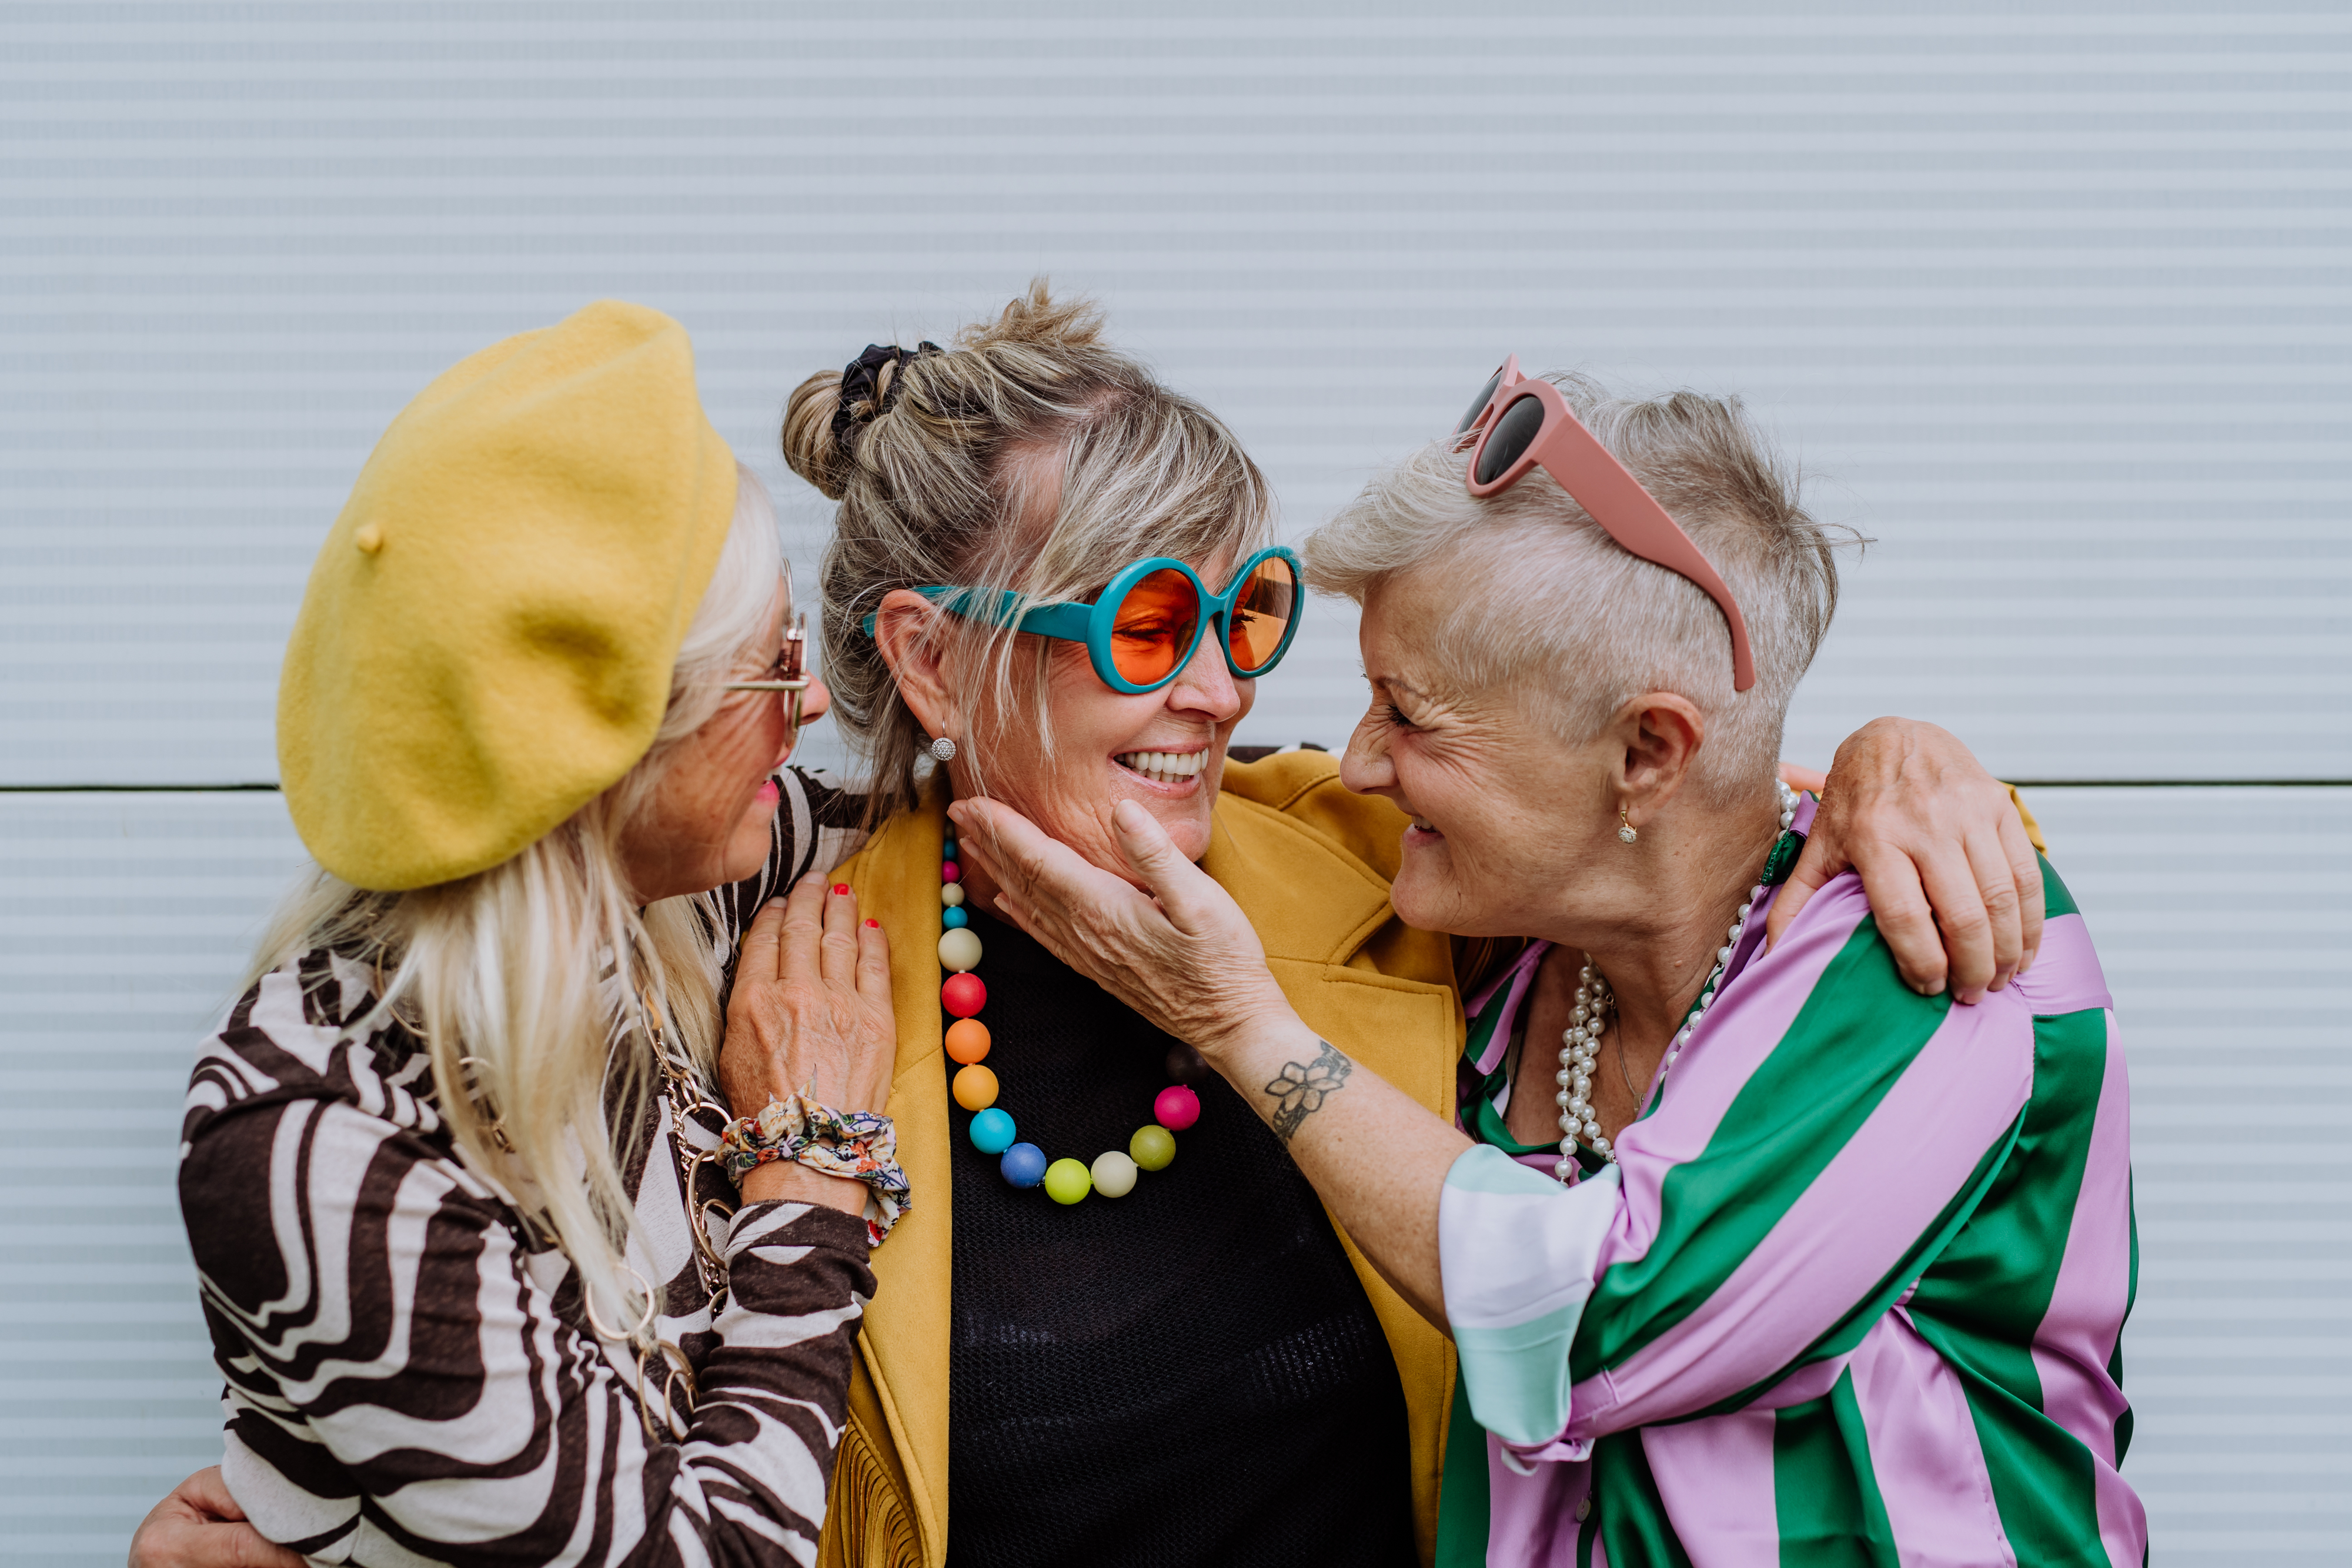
[3,2,2344,1560]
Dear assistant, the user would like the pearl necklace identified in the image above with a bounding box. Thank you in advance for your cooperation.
[1555,780,1799,1182]
[936,828,1201,1204]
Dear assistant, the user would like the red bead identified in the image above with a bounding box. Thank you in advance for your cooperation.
[941,861,963,884]
[943,972,987,1018]
[1153,1084,1201,1132]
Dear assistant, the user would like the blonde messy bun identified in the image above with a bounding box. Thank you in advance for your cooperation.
[783,278,1274,826]
[779,367,853,500]
[783,282,1112,502]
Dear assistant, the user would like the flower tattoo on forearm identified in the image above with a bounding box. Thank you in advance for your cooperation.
[1262,1041,1353,1142]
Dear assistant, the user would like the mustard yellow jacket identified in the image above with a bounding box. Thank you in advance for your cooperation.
[817,753,1464,1568]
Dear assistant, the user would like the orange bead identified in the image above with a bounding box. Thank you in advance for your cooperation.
[952,1064,1000,1112]
[945,1018,993,1065]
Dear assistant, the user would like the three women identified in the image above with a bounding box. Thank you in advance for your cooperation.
[143,285,2087,1567]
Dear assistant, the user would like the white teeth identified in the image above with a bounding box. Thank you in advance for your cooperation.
[1117,750,1204,783]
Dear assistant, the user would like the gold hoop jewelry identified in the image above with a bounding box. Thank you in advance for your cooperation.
[1618,805,1638,845]
[582,1260,659,1347]
[634,1339,699,1442]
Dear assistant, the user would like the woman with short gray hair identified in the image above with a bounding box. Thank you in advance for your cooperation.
[961,362,2141,1566]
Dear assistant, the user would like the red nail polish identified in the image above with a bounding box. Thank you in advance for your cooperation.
[864,918,880,928]
[833,883,850,895]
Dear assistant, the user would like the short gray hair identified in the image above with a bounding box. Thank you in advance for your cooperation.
[1306,375,1856,805]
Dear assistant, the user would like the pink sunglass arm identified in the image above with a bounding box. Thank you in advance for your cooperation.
[1522,421,1757,694]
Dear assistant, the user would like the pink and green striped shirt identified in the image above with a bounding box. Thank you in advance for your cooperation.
[1438,798,2143,1567]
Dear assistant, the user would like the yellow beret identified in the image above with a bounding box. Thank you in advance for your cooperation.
[278,300,739,891]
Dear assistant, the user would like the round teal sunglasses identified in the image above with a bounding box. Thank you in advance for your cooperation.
[861,547,1303,696]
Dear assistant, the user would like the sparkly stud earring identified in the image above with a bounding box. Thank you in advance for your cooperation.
[929,735,958,763]
[1618,805,1638,845]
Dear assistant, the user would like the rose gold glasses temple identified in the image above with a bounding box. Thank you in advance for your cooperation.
[720,613,811,731]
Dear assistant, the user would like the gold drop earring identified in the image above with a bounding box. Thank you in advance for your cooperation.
[1618,804,1638,845]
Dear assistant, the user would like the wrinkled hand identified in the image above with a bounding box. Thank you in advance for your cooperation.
[128,1468,304,1568]
[1768,717,2043,1003]
[722,872,896,1116]
[720,872,897,1212]
[950,797,1297,1061]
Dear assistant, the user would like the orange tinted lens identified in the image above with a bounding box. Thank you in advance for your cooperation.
[1109,569,1201,687]
[1225,556,1298,673]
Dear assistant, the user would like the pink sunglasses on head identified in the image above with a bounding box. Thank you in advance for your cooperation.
[1455,355,1756,692]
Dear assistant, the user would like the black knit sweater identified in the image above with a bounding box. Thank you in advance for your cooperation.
[944,907,1418,1568]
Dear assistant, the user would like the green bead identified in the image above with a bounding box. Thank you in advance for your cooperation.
[1129,1124,1176,1172]
[1043,1157,1093,1205]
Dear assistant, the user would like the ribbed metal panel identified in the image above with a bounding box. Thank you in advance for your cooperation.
[2,4,2346,1562]
[2023,786,2351,1562]
[0,791,309,1560]
[3,2,2347,781]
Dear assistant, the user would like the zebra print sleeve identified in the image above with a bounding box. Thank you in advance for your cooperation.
[182,961,874,1565]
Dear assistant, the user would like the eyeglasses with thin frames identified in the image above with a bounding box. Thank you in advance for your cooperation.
[719,610,811,737]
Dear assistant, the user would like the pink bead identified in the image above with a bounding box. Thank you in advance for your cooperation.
[941,861,962,884]
[1153,1084,1201,1132]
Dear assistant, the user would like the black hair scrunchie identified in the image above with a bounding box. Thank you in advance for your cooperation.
[831,341,941,449]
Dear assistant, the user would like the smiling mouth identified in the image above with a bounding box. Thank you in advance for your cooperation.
[1114,750,1207,786]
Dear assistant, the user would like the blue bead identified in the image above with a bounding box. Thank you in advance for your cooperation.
[942,905,969,929]
[968,1106,1015,1154]
[999,1142,1047,1188]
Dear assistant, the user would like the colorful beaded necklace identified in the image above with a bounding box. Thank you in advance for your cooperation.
[936,828,1200,1203]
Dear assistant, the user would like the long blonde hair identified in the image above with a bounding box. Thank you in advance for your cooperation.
[244,463,784,1334]
[781,279,1275,825]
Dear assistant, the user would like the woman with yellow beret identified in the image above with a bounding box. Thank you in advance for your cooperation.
[134,303,906,1567]
[771,285,2046,1568]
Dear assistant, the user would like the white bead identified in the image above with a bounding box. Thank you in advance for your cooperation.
[937,928,983,972]
[1556,1089,1572,1109]
[1582,1119,1602,1139]
[1090,1150,1139,1198]
[1555,1159,1576,1180]
[1737,902,1752,919]
[1555,1068,1572,1087]
[941,884,966,908]
[1718,946,1733,964]
[1572,1074,1592,1096]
